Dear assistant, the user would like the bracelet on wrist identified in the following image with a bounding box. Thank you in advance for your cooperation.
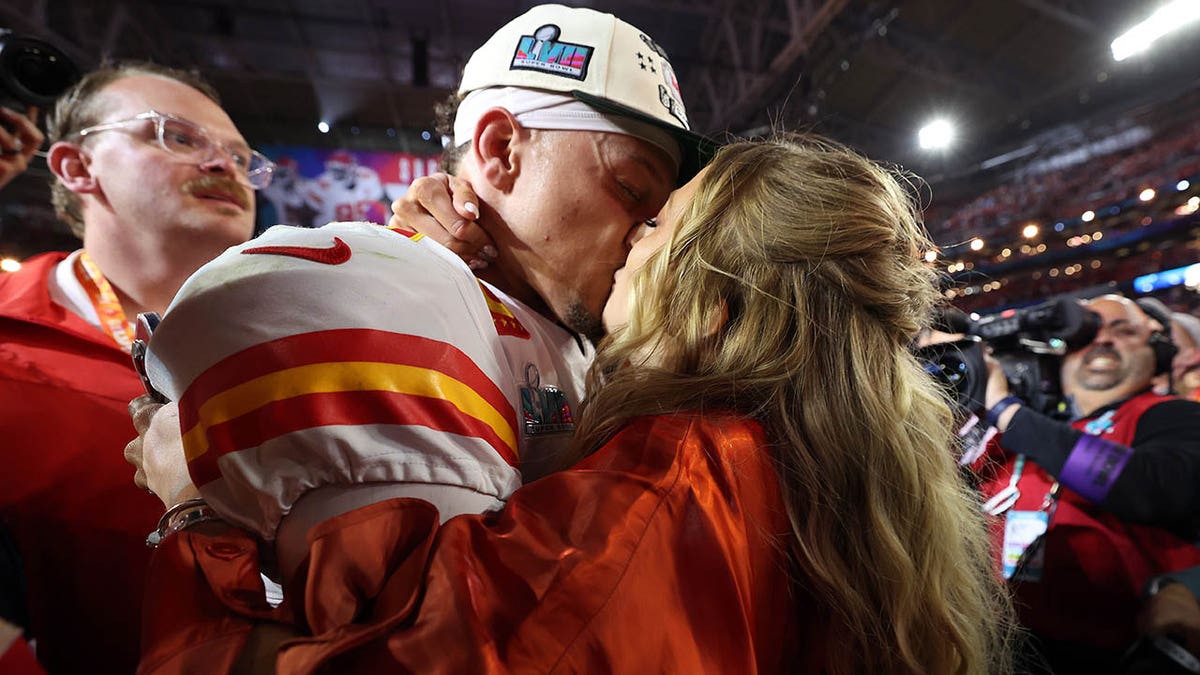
[986,395,1023,430]
[1145,575,1182,598]
[146,497,220,548]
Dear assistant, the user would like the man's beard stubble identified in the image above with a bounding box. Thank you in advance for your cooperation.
[564,301,604,344]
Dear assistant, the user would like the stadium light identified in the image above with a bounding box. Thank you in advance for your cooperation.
[0,258,21,273]
[918,118,956,151]
[1022,223,1039,239]
[1082,210,1096,222]
[970,238,984,251]
[1112,1,1200,61]
[1139,188,1156,201]
[1179,180,1191,191]
[317,120,331,134]
[924,250,938,263]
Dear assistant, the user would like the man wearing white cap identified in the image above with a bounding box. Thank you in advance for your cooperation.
[126,3,710,599]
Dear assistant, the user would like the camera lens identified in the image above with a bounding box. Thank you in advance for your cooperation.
[15,46,73,97]
[921,350,966,397]
[915,338,989,416]
[0,33,81,108]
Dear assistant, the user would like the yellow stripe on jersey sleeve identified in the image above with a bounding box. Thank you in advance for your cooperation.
[180,361,518,461]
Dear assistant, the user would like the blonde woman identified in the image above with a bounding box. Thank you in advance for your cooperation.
[134,136,1013,674]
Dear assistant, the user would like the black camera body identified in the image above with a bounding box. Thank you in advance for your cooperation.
[916,297,1101,420]
[969,296,1101,353]
[0,29,80,111]
[973,297,1100,418]
[917,335,989,416]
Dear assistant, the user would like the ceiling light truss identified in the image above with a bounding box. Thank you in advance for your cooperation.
[683,0,850,133]
[1013,0,1099,36]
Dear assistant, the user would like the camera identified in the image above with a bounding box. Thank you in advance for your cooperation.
[968,296,1100,353]
[0,29,80,111]
[971,296,1100,418]
[917,335,989,416]
[916,297,1100,420]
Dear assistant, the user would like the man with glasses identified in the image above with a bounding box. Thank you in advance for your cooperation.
[74,110,275,189]
[0,61,271,674]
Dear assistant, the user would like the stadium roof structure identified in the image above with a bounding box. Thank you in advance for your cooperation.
[4,0,1197,182]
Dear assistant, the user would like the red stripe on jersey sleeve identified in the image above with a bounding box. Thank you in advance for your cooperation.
[187,389,519,487]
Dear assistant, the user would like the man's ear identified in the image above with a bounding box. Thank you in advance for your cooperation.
[471,107,523,193]
[47,141,99,194]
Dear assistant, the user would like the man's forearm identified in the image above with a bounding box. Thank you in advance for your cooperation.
[998,406,1088,477]
[999,405,1199,525]
[999,407,1132,504]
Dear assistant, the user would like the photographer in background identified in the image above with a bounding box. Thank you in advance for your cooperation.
[980,294,1200,674]
[0,105,42,189]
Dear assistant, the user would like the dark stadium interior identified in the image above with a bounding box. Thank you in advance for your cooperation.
[1,0,1198,316]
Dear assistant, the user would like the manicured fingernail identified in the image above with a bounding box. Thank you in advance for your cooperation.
[481,245,498,260]
[463,202,479,217]
[468,258,488,271]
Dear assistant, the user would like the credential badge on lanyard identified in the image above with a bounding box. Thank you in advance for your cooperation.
[520,363,574,436]
[984,454,1059,582]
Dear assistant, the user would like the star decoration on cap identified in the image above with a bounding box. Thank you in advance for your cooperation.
[636,51,657,73]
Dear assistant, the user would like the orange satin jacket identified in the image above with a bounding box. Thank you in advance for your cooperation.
[138,414,822,674]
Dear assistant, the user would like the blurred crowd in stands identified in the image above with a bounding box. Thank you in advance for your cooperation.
[926,100,1200,317]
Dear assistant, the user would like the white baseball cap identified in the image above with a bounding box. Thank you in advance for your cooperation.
[458,3,715,182]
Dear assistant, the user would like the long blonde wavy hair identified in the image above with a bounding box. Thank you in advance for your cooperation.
[571,135,1014,675]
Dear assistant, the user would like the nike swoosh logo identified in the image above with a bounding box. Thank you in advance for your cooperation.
[242,237,352,265]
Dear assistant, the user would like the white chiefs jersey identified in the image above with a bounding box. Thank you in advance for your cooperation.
[145,222,593,541]
[304,168,385,227]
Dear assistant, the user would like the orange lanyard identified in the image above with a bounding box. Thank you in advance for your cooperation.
[73,251,135,352]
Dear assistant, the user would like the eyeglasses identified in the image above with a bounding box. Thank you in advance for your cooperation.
[75,110,276,189]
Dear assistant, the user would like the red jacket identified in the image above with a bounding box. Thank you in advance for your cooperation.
[980,391,1200,649]
[0,635,45,675]
[0,252,162,674]
[138,414,821,673]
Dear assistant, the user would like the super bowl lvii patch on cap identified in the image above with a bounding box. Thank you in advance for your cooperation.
[458,3,718,182]
[510,23,593,81]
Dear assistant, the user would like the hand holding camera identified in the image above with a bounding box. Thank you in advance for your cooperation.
[0,29,79,189]
[0,105,41,189]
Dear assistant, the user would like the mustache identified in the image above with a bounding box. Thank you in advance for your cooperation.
[181,175,251,209]
[1083,345,1121,364]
